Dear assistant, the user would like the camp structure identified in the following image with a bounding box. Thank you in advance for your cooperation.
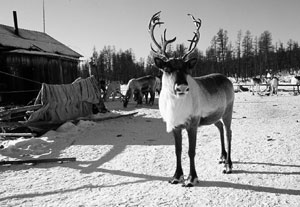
[0,11,82,105]
[26,76,105,124]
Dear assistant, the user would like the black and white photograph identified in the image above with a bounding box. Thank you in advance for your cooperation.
[0,0,300,206]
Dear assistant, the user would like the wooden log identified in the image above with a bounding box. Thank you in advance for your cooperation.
[22,122,64,133]
[0,132,36,137]
[0,157,76,165]
[78,112,138,122]
[0,104,42,117]
[233,83,300,87]
[0,122,23,128]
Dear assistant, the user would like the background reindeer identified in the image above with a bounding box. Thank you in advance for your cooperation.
[291,75,300,94]
[250,77,262,95]
[269,77,279,95]
[122,75,157,107]
[149,11,235,187]
[103,81,121,101]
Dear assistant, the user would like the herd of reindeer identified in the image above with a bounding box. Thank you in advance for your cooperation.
[99,75,161,108]
[97,11,300,187]
[247,74,300,96]
[100,72,300,107]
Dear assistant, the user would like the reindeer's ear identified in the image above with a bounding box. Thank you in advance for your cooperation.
[154,57,166,69]
[186,58,198,69]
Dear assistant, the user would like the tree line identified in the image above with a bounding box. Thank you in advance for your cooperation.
[79,29,300,83]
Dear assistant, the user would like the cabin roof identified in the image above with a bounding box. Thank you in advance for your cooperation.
[0,24,82,59]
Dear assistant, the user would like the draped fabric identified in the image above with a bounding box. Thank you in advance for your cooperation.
[27,76,102,123]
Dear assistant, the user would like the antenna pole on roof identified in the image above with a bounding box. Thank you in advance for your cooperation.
[43,0,46,33]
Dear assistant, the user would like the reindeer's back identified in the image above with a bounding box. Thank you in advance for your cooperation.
[194,73,234,95]
[192,73,234,125]
[193,73,234,109]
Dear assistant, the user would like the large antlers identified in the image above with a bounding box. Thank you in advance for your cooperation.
[149,12,202,60]
[182,14,202,60]
[148,11,176,59]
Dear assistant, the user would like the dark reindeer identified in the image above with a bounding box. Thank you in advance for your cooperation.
[123,75,157,107]
[135,77,162,104]
[149,11,235,187]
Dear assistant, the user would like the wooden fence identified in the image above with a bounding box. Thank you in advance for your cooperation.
[233,83,299,92]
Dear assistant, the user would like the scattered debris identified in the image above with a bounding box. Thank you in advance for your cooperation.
[267,138,275,141]
[0,104,42,121]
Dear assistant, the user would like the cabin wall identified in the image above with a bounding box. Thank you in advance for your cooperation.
[0,53,79,104]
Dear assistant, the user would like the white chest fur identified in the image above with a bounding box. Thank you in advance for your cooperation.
[159,75,201,132]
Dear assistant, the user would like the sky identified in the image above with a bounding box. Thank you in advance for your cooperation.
[1,0,300,61]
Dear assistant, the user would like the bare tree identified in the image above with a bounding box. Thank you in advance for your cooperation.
[242,30,253,77]
[259,31,273,75]
[235,30,242,79]
[216,29,229,74]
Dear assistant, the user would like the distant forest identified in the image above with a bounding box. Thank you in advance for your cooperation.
[79,29,300,83]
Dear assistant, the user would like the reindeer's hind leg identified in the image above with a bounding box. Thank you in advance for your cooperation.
[149,90,155,105]
[222,103,233,174]
[215,121,227,165]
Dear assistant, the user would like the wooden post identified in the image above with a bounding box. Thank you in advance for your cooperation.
[0,157,76,165]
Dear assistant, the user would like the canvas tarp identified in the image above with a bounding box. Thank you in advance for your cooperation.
[27,76,103,123]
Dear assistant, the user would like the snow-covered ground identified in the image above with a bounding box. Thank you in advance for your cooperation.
[0,91,300,206]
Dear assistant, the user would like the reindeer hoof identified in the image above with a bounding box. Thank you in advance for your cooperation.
[182,176,199,187]
[169,175,184,184]
[219,154,227,164]
[222,165,232,174]
[219,158,226,164]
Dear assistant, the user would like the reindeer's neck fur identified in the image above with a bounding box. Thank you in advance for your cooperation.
[159,75,201,132]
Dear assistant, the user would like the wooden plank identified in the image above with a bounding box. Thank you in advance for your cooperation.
[0,90,40,94]
[0,104,42,117]
[22,122,64,133]
[0,132,36,137]
[0,122,23,128]
[79,112,138,122]
[0,157,76,165]
[233,83,300,87]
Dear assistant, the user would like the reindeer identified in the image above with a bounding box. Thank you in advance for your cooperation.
[291,75,300,94]
[134,77,162,104]
[155,76,162,95]
[134,85,150,104]
[123,75,157,107]
[250,77,262,95]
[149,12,234,187]
[269,77,279,95]
[104,81,121,101]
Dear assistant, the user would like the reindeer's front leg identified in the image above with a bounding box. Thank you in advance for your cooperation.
[169,128,184,184]
[185,124,199,187]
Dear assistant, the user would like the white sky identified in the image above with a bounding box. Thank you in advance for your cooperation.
[1,0,300,61]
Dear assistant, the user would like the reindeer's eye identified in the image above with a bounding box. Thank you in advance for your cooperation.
[164,67,171,73]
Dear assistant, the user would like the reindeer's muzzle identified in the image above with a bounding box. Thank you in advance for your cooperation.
[174,83,189,96]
